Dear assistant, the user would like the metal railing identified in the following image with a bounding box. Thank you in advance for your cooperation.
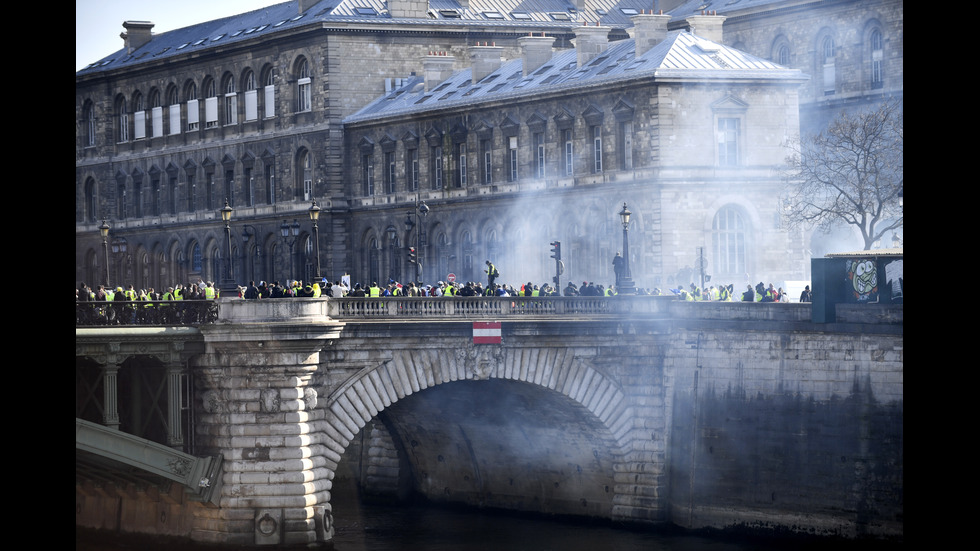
[75,300,219,326]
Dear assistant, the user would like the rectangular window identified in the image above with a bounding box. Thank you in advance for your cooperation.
[245,89,258,121]
[244,168,254,207]
[717,118,739,167]
[151,106,163,138]
[205,97,219,128]
[134,109,146,140]
[118,185,127,219]
[592,126,602,173]
[364,155,375,195]
[563,129,573,176]
[481,139,492,184]
[619,121,633,170]
[187,175,196,212]
[264,84,276,118]
[457,143,467,187]
[224,93,238,125]
[169,176,178,214]
[224,169,235,206]
[509,136,518,181]
[134,182,143,218]
[118,112,130,143]
[187,99,200,131]
[534,133,545,179]
[206,173,215,210]
[385,152,396,193]
[304,178,313,201]
[432,146,443,189]
[151,178,160,216]
[169,104,181,135]
[298,77,311,112]
[409,149,419,191]
[265,164,275,204]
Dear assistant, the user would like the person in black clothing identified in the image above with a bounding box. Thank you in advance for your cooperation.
[799,285,812,302]
[742,285,756,302]
[244,281,260,299]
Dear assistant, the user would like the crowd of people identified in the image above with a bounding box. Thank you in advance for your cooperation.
[77,262,813,304]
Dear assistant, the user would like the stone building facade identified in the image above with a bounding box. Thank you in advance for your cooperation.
[75,0,902,293]
[342,15,810,290]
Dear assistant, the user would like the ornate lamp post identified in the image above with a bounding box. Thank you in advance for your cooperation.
[404,193,429,281]
[219,198,237,296]
[99,219,111,288]
[280,219,300,280]
[309,199,321,281]
[618,202,636,295]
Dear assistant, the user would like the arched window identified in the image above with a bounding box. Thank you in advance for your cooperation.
[116,96,129,143]
[263,66,276,119]
[296,58,311,112]
[870,29,884,89]
[192,242,203,273]
[821,35,836,95]
[149,88,163,138]
[83,101,96,147]
[712,206,748,276]
[167,87,181,135]
[186,81,200,131]
[133,91,146,140]
[204,78,218,128]
[244,70,258,121]
[223,74,238,125]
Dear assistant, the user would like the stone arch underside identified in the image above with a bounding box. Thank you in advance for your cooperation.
[318,345,656,522]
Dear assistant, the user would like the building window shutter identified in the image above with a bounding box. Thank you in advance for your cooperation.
[152,106,163,137]
[134,110,146,139]
[245,89,258,121]
[169,104,181,135]
[264,85,275,118]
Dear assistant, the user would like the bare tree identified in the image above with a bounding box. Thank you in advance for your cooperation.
[783,99,903,250]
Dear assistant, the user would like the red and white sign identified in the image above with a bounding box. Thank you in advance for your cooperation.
[473,321,501,344]
[447,273,456,283]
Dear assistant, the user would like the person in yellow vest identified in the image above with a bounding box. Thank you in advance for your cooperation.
[369,282,381,297]
[312,282,321,297]
[204,282,216,299]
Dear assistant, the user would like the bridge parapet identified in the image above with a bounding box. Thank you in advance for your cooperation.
[326,295,676,319]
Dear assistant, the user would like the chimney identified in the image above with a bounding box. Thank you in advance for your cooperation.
[468,43,504,84]
[572,24,610,68]
[519,34,556,77]
[631,13,671,56]
[388,0,429,19]
[685,12,727,43]
[423,51,456,92]
[298,0,319,13]
[573,0,586,12]
[121,21,154,54]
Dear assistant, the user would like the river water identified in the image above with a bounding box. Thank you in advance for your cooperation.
[77,498,903,551]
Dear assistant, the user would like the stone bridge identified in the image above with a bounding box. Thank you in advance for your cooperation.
[75,296,903,547]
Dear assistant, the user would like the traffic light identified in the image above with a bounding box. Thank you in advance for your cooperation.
[550,241,561,260]
[408,246,417,264]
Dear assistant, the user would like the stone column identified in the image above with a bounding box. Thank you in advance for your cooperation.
[102,345,121,430]
[192,298,344,547]
[166,360,185,447]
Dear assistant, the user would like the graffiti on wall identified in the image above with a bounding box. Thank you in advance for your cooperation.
[846,259,878,302]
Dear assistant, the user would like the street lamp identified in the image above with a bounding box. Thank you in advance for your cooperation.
[309,199,321,281]
[280,219,300,280]
[618,202,636,295]
[404,193,429,281]
[219,198,237,296]
[99,219,111,288]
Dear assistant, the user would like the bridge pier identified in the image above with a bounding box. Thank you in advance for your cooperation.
[192,299,344,547]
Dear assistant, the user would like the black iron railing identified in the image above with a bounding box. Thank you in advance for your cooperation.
[75,300,219,326]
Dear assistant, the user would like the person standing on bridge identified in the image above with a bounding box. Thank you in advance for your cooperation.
[485,260,499,287]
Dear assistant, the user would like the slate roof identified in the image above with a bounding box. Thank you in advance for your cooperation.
[344,29,807,124]
[76,0,665,75]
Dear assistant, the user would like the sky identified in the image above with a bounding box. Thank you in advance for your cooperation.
[76,0,286,72]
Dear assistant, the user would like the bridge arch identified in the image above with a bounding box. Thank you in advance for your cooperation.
[318,345,637,518]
